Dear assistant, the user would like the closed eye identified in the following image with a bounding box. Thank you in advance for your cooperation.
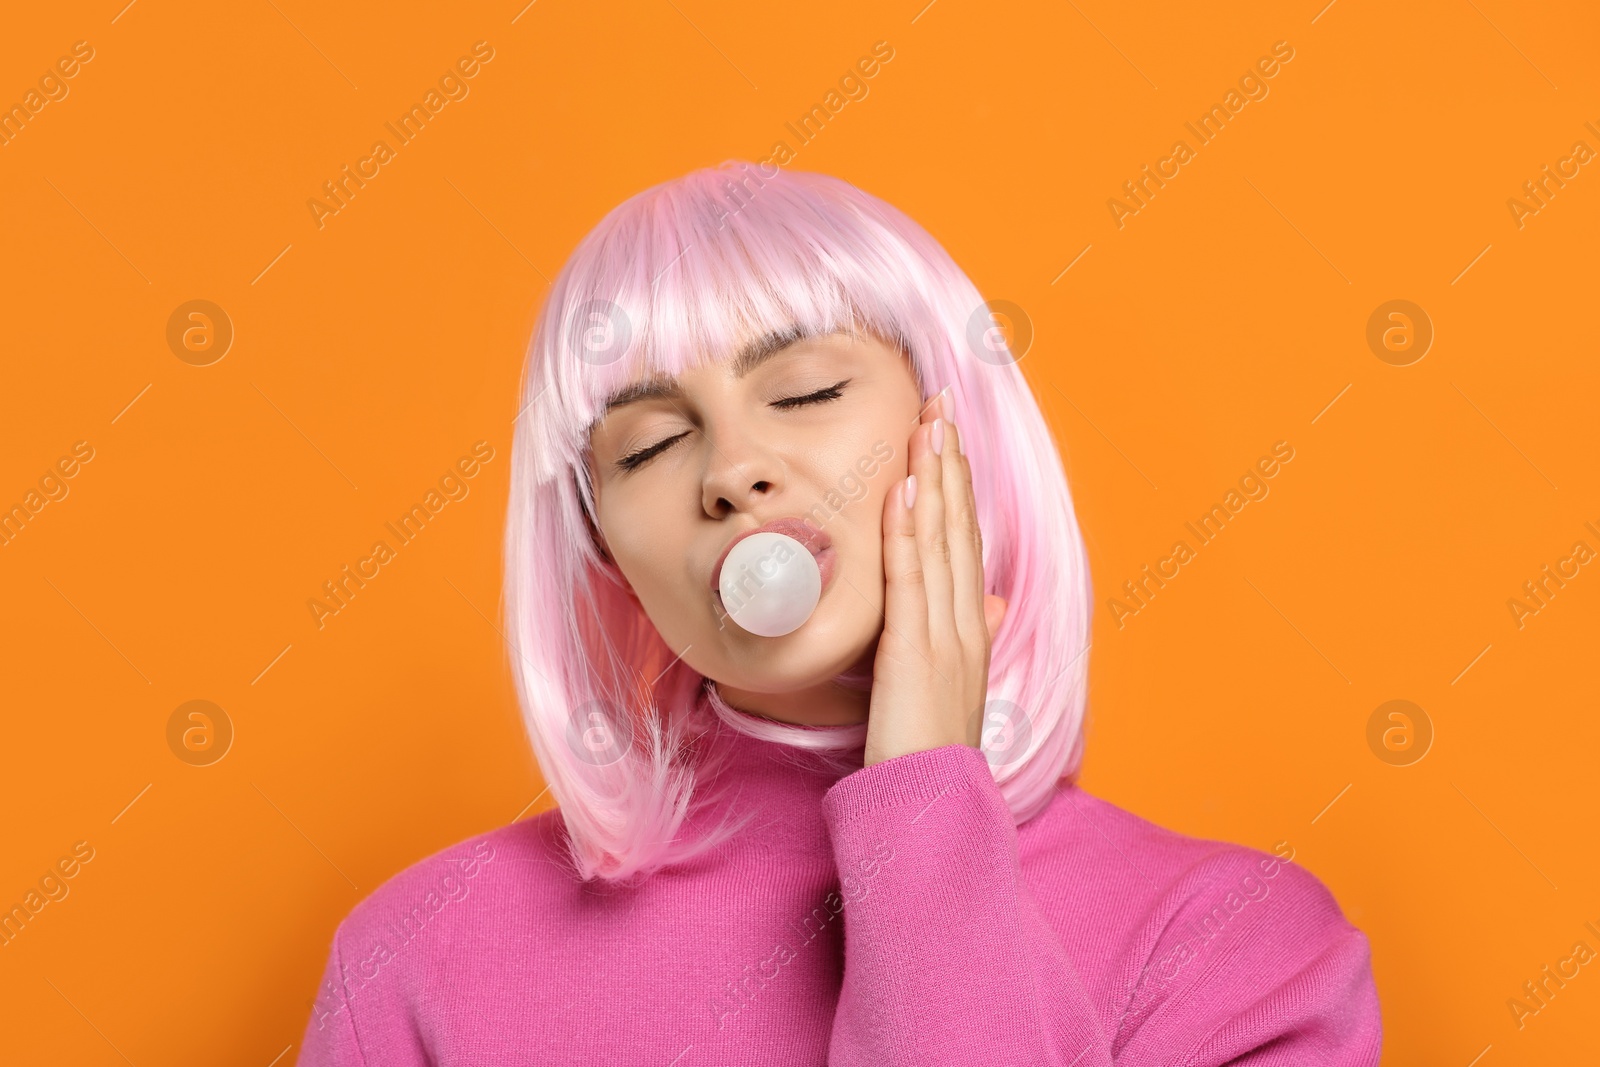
[615,432,689,472]
[772,378,851,410]
[614,378,852,472]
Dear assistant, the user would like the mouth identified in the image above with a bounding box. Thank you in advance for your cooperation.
[710,516,837,614]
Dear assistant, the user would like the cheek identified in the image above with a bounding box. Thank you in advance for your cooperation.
[599,496,676,596]
[864,444,909,522]
[610,528,677,598]
[836,467,902,579]
[598,500,717,639]
[834,434,910,572]
[880,444,910,485]
[611,535,707,643]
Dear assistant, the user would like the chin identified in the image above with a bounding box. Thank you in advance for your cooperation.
[706,611,878,695]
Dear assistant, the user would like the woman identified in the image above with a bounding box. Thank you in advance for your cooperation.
[297,161,1381,1065]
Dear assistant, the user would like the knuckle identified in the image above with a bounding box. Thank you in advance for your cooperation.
[956,497,977,534]
[896,561,926,587]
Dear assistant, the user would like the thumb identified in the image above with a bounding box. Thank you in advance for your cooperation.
[983,594,1008,645]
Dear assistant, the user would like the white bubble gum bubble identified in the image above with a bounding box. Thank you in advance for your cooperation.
[717,532,821,637]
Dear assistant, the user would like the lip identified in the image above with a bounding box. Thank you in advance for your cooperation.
[710,517,836,599]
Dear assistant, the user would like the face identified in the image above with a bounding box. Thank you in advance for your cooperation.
[587,330,923,722]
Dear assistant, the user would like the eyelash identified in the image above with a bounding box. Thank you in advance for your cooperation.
[615,379,851,472]
[772,379,849,410]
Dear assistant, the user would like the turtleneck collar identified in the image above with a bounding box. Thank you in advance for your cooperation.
[680,684,869,857]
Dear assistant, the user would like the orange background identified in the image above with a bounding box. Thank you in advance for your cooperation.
[1,1,1596,1063]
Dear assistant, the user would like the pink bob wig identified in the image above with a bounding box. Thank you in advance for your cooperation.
[504,160,1092,884]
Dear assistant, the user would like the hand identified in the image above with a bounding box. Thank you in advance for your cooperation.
[864,389,1009,768]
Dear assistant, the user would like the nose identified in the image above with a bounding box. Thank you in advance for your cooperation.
[700,422,782,519]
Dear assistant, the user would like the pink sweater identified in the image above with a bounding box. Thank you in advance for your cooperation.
[296,722,1381,1065]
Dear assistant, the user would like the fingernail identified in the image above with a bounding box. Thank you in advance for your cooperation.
[903,474,918,509]
[932,418,944,456]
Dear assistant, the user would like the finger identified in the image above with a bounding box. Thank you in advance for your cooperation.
[880,467,929,652]
[942,418,986,649]
[983,593,1008,647]
[914,412,956,650]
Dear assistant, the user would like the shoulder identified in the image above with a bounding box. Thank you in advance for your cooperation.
[1023,782,1346,925]
[1023,784,1373,1030]
[330,810,575,955]
[1019,786,1364,972]
[301,814,579,1049]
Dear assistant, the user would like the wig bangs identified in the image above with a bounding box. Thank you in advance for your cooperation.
[524,163,927,496]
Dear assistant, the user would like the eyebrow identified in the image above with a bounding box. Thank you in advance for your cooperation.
[594,324,814,420]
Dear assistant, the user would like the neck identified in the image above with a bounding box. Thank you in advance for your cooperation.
[712,645,875,727]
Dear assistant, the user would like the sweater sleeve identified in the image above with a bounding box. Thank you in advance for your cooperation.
[818,743,1381,1067]
[820,742,1108,1065]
